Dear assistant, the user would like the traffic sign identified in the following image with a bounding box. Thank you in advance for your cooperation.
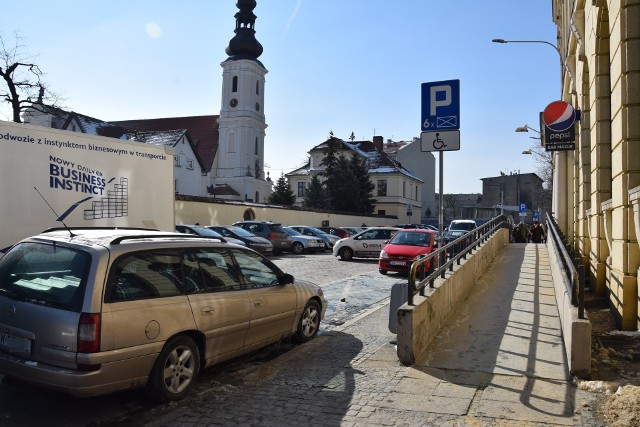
[519,203,527,213]
[420,130,460,152]
[421,80,460,131]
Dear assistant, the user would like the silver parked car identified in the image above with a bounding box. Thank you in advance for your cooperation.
[288,225,340,251]
[0,228,326,401]
[282,227,324,254]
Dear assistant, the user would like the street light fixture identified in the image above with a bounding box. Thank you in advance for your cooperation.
[522,149,533,155]
[515,124,542,140]
[491,38,563,96]
[515,124,540,134]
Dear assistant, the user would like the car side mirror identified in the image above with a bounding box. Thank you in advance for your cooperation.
[279,273,294,285]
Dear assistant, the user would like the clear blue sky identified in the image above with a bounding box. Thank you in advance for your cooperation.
[1,1,559,194]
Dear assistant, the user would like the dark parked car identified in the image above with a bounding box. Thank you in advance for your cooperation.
[233,221,292,255]
[208,225,274,255]
[318,226,351,239]
[175,224,246,247]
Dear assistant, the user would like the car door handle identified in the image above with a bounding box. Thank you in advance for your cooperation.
[201,306,214,315]
[253,299,264,308]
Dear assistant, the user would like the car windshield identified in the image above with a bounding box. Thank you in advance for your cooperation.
[389,231,431,246]
[305,227,328,235]
[0,242,90,312]
[217,226,254,237]
[449,222,475,231]
[283,227,302,236]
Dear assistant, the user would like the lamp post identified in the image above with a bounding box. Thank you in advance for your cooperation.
[493,37,565,226]
[491,38,563,96]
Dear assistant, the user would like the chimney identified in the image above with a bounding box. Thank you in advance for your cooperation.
[372,135,383,151]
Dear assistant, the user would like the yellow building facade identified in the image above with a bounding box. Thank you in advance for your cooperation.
[552,0,640,329]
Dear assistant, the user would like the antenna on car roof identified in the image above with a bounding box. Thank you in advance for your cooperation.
[34,187,76,238]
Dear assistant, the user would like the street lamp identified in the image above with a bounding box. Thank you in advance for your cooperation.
[515,124,542,140]
[491,38,563,96]
[522,149,532,155]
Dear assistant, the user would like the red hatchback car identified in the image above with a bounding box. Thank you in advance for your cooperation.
[378,229,437,275]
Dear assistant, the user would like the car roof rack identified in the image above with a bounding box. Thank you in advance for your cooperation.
[42,226,160,233]
[110,234,226,245]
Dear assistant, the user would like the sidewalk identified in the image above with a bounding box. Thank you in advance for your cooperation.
[150,244,599,426]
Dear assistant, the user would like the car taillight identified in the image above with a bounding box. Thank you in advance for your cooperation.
[267,232,277,239]
[78,313,101,353]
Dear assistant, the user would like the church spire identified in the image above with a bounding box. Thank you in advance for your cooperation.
[225,0,263,61]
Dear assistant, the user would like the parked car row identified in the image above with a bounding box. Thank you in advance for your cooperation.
[176,221,362,257]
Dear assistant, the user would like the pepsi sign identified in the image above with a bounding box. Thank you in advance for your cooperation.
[543,101,576,132]
[543,100,577,151]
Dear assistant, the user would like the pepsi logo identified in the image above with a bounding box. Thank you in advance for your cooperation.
[543,101,576,132]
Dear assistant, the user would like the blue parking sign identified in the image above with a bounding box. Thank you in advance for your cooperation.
[519,203,526,213]
[421,80,460,131]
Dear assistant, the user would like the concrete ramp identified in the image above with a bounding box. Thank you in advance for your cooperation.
[417,243,570,381]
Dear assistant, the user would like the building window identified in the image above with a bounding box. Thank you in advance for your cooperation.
[232,76,238,92]
[297,182,306,197]
[377,180,387,196]
[403,181,406,197]
[186,159,194,170]
[174,179,178,193]
[415,186,418,200]
[256,80,260,95]
[174,156,180,167]
[378,210,385,216]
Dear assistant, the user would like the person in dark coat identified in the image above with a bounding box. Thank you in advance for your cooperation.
[530,221,545,243]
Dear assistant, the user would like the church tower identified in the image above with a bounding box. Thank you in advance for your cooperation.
[215,0,272,203]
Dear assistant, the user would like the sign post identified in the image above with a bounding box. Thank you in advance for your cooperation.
[420,80,460,246]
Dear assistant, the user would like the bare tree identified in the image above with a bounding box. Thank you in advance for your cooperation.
[443,194,462,220]
[526,142,553,214]
[1,32,61,122]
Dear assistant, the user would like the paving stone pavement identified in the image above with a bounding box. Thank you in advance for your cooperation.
[147,245,603,426]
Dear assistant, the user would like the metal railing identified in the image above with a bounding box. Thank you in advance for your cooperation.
[406,215,509,305]
[545,213,585,318]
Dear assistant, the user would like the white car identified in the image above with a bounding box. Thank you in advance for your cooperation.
[332,227,400,261]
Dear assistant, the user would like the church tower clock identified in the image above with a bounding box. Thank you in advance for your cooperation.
[215,0,271,202]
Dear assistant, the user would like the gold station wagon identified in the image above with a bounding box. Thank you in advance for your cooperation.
[0,228,326,401]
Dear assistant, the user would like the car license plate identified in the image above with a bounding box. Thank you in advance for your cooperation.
[0,332,32,355]
[390,261,406,266]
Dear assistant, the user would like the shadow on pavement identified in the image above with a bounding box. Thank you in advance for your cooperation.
[412,244,576,422]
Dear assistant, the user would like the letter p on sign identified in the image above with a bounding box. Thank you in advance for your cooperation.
[430,85,451,116]
[421,79,460,131]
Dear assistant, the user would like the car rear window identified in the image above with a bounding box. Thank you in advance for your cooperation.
[0,242,90,312]
[269,224,286,233]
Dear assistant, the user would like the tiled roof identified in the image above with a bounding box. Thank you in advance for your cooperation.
[207,183,240,196]
[112,116,219,173]
[124,129,186,147]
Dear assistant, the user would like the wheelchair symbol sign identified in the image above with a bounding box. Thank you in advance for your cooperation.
[420,130,460,152]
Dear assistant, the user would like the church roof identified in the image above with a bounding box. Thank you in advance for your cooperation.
[207,183,240,196]
[112,115,219,173]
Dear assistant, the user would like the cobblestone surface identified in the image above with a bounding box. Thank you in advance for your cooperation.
[144,247,604,427]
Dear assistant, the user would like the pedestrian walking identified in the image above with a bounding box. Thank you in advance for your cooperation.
[515,221,529,243]
[530,221,545,243]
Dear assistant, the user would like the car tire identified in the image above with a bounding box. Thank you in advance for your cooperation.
[338,247,353,261]
[292,242,304,254]
[294,300,321,343]
[145,335,201,402]
[379,269,387,275]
